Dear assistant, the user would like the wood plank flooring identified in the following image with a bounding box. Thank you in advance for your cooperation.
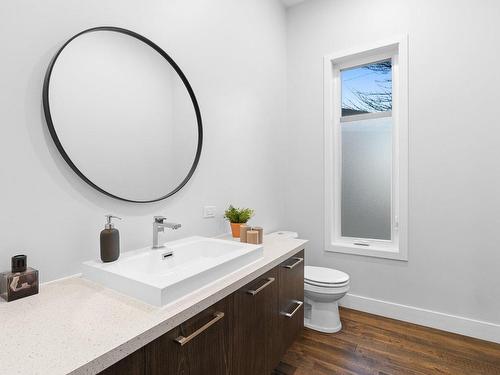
[273,307,500,375]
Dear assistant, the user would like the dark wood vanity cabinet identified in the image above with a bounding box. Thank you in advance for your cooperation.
[99,250,304,375]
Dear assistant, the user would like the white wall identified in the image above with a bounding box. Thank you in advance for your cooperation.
[286,0,500,327]
[0,0,287,282]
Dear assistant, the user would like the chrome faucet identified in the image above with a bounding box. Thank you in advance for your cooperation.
[152,216,181,249]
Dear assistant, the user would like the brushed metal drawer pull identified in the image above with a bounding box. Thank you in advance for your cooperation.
[247,277,275,296]
[283,257,303,269]
[281,300,304,318]
[174,312,224,346]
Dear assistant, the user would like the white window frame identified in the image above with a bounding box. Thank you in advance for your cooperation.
[324,36,408,261]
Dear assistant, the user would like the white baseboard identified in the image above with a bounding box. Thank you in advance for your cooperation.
[340,293,500,344]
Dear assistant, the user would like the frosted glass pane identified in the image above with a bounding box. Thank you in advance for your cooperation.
[341,116,392,240]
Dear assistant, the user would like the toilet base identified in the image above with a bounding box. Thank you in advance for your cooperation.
[304,298,342,333]
[304,320,342,333]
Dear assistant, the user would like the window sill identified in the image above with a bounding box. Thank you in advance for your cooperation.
[326,242,408,261]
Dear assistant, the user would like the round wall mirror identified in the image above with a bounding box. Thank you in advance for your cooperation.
[43,27,202,203]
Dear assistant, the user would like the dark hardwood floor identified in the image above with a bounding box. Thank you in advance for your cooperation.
[273,307,500,375]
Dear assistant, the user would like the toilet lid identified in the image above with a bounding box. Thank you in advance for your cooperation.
[305,266,349,285]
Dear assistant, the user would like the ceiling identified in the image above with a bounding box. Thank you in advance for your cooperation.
[281,0,306,7]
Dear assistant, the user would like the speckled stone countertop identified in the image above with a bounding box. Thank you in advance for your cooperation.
[0,234,307,375]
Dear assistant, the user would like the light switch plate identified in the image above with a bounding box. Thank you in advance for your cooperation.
[203,206,216,218]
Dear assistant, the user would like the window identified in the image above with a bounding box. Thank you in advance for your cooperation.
[324,37,408,260]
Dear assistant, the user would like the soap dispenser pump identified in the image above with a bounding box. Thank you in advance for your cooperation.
[100,215,122,262]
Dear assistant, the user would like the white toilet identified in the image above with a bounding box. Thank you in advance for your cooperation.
[304,266,350,333]
[268,231,350,333]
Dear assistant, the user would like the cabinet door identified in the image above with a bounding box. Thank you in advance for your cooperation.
[278,250,305,359]
[145,295,234,375]
[232,268,279,375]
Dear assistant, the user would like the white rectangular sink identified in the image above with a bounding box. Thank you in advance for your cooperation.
[82,236,263,306]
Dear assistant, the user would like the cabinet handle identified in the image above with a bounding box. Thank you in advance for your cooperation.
[246,277,275,296]
[283,257,303,269]
[281,300,304,318]
[174,312,224,346]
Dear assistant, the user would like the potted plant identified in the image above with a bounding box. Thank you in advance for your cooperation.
[224,205,254,238]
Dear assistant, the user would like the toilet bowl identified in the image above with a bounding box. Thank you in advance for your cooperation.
[304,266,350,333]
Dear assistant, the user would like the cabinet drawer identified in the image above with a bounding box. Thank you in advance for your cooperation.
[278,250,304,359]
[145,295,234,375]
[279,250,304,303]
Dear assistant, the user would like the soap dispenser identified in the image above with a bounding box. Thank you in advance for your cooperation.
[100,215,122,262]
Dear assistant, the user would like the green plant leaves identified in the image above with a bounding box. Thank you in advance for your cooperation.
[224,204,254,224]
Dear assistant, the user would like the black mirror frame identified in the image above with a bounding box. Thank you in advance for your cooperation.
[42,26,203,203]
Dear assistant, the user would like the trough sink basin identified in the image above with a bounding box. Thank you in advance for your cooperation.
[82,236,263,306]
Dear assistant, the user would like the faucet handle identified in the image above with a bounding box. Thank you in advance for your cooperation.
[154,216,166,223]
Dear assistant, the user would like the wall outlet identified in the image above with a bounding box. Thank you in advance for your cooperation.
[203,206,216,218]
